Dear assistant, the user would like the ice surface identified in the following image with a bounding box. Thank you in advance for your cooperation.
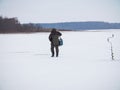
[0,30,120,90]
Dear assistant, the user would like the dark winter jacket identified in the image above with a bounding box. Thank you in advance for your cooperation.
[49,31,62,46]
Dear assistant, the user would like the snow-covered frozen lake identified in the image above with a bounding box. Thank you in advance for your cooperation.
[0,30,120,90]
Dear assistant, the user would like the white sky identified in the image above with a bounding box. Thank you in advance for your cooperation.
[0,0,120,23]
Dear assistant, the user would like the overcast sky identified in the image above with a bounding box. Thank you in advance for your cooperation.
[0,0,120,23]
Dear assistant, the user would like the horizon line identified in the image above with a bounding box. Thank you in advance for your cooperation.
[24,21,120,24]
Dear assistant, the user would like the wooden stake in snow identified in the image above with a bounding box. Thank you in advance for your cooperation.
[107,34,114,60]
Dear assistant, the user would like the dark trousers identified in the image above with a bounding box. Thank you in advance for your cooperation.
[51,45,59,57]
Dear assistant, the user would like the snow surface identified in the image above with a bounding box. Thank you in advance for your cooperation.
[0,30,120,90]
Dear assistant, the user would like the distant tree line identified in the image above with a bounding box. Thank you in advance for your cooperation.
[38,22,120,30]
[0,16,50,33]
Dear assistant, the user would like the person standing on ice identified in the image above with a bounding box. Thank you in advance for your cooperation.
[49,28,62,57]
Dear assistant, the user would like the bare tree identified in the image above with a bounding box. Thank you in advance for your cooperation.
[107,34,114,60]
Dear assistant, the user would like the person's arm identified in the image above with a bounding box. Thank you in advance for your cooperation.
[57,31,62,36]
[49,34,52,42]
